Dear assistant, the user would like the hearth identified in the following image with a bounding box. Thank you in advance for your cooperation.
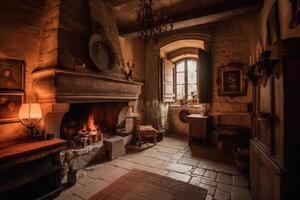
[60,102,131,149]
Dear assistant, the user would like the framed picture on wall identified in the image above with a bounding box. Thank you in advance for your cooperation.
[0,92,24,123]
[289,0,300,29]
[0,59,25,91]
[266,1,281,47]
[217,64,247,97]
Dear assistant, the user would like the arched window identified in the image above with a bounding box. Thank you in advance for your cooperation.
[175,58,198,101]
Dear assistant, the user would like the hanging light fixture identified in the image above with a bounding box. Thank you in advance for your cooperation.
[136,0,174,43]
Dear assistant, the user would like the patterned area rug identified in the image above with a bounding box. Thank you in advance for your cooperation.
[89,169,207,200]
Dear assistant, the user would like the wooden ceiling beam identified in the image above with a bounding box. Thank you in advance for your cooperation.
[119,1,263,37]
[101,0,133,7]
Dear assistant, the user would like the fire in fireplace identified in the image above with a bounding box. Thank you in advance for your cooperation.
[60,102,131,149]
[76,113,102,148]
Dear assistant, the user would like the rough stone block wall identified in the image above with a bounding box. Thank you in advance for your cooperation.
[0,0,129,142]
[0,0,50,142]
[210,15,257,116]
[143,16,257,128]
[38,0,60,69]
[120,37,146,112]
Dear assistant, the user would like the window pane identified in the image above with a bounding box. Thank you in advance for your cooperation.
[176,72,185,84]
[176,61,185,72]
[177,85,185,100]
[187,60,197,72]
[188,71,197,84]
[188,84,197,99]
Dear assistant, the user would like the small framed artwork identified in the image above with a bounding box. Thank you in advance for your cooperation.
[0,59,25,91]
[289,0,300,29]
[217,64,247,97]
[266,1,280,47]
[0,92,24,123]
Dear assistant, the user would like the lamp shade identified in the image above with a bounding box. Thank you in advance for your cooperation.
[18,103,42,120]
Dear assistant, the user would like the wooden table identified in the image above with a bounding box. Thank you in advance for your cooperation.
[0,138,66,199]
[187,114,209,145]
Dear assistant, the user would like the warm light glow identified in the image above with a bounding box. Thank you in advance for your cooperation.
[18,103,42,120]
[87,114,98,131]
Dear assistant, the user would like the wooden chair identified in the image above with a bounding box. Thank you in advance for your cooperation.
[216,114,251,150]
[134,118,158,147]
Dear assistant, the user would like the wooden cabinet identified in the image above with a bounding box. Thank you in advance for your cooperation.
[0,139,66,199]
[187,114,209,145]
[250,38,300,200]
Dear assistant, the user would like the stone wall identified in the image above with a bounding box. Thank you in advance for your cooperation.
[0,0,129,142]
[142,16,257,127]
[0,0,50,142]
[39,0,127,78]
[120,37,146,111]
[210,15,257,116]
[119,37,146,82]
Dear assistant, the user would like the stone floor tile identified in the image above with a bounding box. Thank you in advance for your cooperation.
[171,152,185,160]
[217,173,233,185]
[178,157,200,166]
[233,175,249,188]
[54,194,82,200]
[166,163,193,173]
[78,175,95,186]
[231,187,252,200]
[169,158,179,163]
[198,160,218,171]
[217,183,233,193]
[54,189,78,200]
[199,183,216,195]
[214,189,230,200]
[93,167,129,183]
[73,179,109,200]
[204,170,217,180]
[86,164,118,179]
[59,135,250,199]
[193,167,205,176]
[166,171,191,182]
[157,161,170,169]
[156,146,179,154]
[184,150,192,157]
[144,152,171,161]
[108,158,136,170]
[189,177,201,186]
[132,163,168,175]
[205,194,214,200]
[217,164,240,175]
[201,177,217,187]
[67,183,86,194]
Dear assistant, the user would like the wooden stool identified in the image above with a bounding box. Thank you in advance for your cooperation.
[136,125,158,147]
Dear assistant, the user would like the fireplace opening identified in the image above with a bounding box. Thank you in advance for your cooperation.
[60,102,130,148]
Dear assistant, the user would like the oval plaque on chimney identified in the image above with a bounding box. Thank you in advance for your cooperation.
[89,33,116,72]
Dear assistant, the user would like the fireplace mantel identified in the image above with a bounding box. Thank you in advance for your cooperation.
[32,68,143,103]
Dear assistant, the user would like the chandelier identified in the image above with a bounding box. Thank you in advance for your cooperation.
[137,0,174,43]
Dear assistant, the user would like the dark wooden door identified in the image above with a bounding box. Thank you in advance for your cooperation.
[255,77,275,156]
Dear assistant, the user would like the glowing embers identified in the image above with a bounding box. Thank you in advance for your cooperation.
[77,113,102,148]
[63,113,102,149]
[60,102,128,149]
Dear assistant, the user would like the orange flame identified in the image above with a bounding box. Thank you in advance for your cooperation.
[87,114,98,131]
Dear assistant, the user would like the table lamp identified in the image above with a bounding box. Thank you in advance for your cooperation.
[18,103,42,138]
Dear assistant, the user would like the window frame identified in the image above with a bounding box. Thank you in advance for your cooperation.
[174,58,199,101]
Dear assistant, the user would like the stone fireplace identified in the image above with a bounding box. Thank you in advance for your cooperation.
[30,0,143,138]
[29,0,143,183]
[61,102,133,149]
